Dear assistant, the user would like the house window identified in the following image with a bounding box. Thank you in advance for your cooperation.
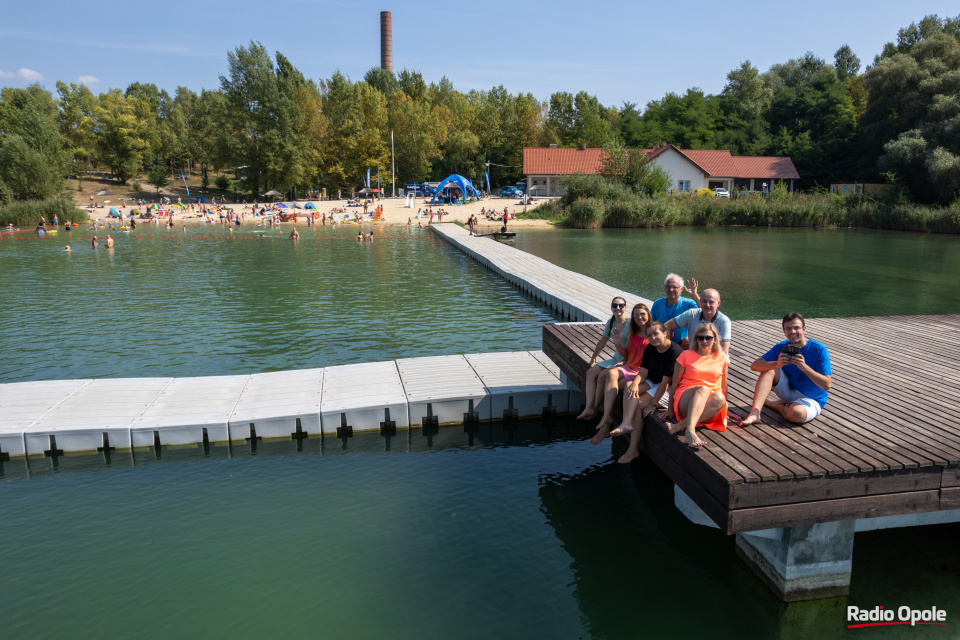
[853,185,862,194]
[678,180,690,192]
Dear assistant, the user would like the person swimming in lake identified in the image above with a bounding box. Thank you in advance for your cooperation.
[91,236,98,249]
[290,228,300,240]
[106,235,114,248]
[356,231,363,242]
[62,245,71,252]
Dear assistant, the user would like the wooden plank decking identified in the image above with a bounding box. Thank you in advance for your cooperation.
[543,316,960,534]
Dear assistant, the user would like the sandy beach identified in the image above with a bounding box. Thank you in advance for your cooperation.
[80,195,559,229]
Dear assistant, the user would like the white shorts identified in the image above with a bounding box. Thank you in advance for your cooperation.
[773,373,822,422]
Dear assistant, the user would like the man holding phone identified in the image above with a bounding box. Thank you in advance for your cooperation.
[739,312,832,425]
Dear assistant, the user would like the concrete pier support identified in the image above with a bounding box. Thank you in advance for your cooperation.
[736,521,855,602]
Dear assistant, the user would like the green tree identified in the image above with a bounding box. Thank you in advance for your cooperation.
[94,89,156,183]
[363,67,399,97]
[833,45,861,80]
[147,161,168,194]
[861,32,960,201]
[0,85,69,200]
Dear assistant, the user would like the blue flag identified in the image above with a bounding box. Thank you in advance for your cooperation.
[485,171,491,194]
[181,172,190,196]
[366,169,371,188]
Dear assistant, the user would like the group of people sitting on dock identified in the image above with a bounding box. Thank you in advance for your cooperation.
[577,273,832,459]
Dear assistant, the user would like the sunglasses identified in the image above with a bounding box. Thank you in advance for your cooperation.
[696,335,714,342]
[611,303,626,309]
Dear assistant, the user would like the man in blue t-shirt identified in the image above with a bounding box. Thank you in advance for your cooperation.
[740,312,833,425]
[650,273,699,347]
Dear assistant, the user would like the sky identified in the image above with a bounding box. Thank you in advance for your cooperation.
[1,0,957,109]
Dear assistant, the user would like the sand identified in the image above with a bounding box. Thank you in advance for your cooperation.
[80,195,559,229]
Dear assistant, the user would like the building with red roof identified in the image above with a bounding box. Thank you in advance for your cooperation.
[522,144,799,196]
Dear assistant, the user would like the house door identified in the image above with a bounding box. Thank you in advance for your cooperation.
[708,181,724,190]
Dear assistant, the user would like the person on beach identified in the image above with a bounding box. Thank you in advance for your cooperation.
[590,303,652,444]
[575,297,630,421]
[664,322,729,448]
[664,288,730,353]
[739,313,832,426]
[651,274,700,348]
[611,321,684,463]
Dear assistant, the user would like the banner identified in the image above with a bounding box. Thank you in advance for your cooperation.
[366,169,371,188]
[485,171,490,194]
[181,172,190,196]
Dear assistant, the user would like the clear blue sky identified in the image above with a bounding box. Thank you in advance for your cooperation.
[1,0,957,108]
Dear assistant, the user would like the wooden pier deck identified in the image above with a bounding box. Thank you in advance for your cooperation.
[543,316,960,534]
[0,351,576,458]
[431,224,650,320]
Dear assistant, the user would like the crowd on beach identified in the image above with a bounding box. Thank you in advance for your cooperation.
[578,273,832,459]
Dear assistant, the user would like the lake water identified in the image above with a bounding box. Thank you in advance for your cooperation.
[2,225,958,639]
[513,226,960,319]
[0,225,556,382]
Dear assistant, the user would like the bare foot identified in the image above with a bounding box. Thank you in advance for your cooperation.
[666,419,688,435]
[576,408,597,421]
[595,416,613,431]
[618,448,640,464]
[739,410,761,427]
[589,425,611,445]
[684,429,707,448]
[609,423,633,437]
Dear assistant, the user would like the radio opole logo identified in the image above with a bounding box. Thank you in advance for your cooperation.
[847,606,947,629]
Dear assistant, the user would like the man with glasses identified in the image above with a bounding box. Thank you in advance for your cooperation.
[650,273,699,348]
[739,312,832,425]
[663,288,731,353]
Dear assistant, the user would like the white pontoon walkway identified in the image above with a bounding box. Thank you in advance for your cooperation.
[430,224,651,320]
[0,351,583,458]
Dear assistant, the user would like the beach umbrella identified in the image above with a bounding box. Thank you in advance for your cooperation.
[304,202,317,210]
[291,202,302,209]
[358,187,376,195]
[263,189,283,201]
[148,203,159,210]
[108,207,120,217]
[130,208,140,216]
[276,203,287,209]
[96,190,114,196]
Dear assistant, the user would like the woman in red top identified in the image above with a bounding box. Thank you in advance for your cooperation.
[591,303,651,443]
[665,322,728,448]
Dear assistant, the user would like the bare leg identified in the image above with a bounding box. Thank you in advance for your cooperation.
[611,382,651,436]
[576,366,603,420]
[668,387,724,446]
[617,399,652,463]
[740,369,778,426]
[595,369,623,431]
[765,398,809,423]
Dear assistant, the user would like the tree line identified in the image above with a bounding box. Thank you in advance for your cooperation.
[0,13,957,207]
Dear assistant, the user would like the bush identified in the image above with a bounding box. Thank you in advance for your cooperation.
[559,174,626,208]
[567,197,605,228]
[215,175,230,191]
[0,194,88,226]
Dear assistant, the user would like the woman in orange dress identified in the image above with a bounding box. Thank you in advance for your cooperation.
[664,322,728,448]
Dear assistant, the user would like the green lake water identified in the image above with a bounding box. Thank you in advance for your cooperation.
[0,226,556,382]
[2,225,958,639]
[513,226,960,319]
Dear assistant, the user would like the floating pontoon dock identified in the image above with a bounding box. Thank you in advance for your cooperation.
[0,351,580,458]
